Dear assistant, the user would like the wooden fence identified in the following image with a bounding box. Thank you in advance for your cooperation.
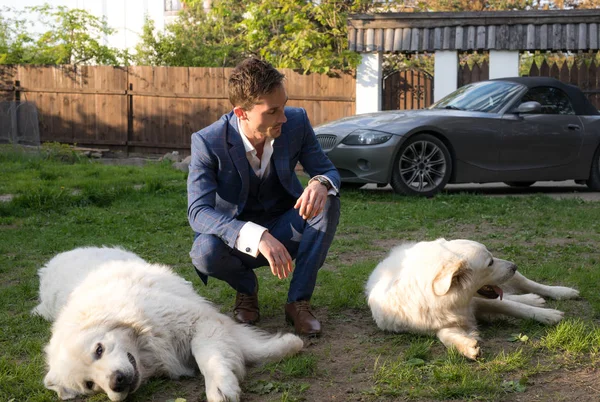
[458,59,600,109]
[0,65,356,155]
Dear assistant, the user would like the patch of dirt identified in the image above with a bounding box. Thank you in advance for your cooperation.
[148,307,598,402]
[511,367,600,402]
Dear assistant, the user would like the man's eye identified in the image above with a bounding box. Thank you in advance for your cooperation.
[95,343,104,358]
[85,381,94,390]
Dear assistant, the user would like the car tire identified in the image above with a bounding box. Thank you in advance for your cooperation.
[390,133,452,197]
[586,146,600,191]
[504,181,536,188]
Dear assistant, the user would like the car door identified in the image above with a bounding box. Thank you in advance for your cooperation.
[498,86,583,172]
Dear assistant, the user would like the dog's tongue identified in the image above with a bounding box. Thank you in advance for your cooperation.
[476,285,504,299]
[493,285,504,300]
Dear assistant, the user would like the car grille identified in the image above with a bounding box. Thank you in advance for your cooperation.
[316,135,338,151]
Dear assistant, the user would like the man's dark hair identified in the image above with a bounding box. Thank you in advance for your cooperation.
[228,58,285,110]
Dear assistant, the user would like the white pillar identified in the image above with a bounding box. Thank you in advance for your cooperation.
[433,50,458,102]
[355,52,382,115]
[489,50,520,79]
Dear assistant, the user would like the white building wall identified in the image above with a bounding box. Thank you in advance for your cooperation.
[489,50,520,79]
[433,50,458,102]
[355,52,383,114]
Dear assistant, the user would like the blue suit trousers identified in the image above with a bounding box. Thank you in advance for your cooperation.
[191,195,340,303]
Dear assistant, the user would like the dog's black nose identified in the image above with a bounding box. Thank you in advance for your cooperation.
[109,370,133,392]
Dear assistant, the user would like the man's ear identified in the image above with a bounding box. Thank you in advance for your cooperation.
[432,258,470,296]
[233,106,246,119]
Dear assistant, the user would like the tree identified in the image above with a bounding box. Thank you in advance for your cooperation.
[0,7,35,64]
[132,0,247,67]
[0,4,127,65]
[133,0,367,73]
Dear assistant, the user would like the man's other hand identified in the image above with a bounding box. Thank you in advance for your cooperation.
[294,180,327,220]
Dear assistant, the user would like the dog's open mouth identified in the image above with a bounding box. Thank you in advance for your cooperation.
[477,285,504,300]
[127,353,140,391]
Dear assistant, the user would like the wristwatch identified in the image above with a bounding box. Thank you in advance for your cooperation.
[312,176,332,190]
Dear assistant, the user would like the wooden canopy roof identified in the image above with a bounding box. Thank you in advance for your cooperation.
[347,10,600,53]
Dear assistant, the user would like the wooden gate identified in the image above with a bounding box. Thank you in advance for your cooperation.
[382,69,433,110]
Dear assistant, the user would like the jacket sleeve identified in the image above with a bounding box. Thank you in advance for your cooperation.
[297,109,341,190]
[187,133,245,248]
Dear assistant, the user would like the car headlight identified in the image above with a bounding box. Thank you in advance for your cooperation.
[341,129,392,145]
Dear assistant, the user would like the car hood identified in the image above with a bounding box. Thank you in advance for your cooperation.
[314,109,487,136]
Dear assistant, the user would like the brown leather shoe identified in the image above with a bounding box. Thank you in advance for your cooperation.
[285,301,321,337]
[233,291,259,325]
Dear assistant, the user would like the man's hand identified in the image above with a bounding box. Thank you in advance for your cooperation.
[294,180,328,220]
[258,231,293,279]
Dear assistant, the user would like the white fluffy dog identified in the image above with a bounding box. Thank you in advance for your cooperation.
[33,247,303,402]
[366,239,579,360]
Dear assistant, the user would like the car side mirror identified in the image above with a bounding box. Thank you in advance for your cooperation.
[516,101,542,114]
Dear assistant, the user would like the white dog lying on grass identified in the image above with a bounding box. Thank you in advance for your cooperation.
[33,246,303,402]
[366,238,579,360]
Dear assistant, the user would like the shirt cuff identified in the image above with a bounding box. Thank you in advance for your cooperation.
[310,175,339,196]
[235,221,267,257]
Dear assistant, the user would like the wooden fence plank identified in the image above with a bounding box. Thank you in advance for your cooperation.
[5,65,355,153]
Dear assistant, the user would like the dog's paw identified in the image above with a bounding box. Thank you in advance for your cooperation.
[535,308,564,325]
[206,385,241,402]
[458,338,481,361]
[548,286,579,300]
[463,343,481,361]
[518,293,546,307]
[205,373,241,402]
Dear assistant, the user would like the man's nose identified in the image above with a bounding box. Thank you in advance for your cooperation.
[278,111,287,124]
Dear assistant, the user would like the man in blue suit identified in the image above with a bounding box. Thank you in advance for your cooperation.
[187,58,340,336]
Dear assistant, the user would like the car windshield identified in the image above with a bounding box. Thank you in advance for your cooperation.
[430,81,524,113]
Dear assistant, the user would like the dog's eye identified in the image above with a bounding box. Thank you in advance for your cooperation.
[488,259,494,267]
[85,381,94,390]
[95,343,104,358]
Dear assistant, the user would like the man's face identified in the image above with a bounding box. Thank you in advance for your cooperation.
[236,84,288,141]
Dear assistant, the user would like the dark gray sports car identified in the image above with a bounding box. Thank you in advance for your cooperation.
[315,77,600,196]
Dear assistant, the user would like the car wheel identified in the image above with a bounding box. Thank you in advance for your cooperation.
[342,182,365,191]
[390,134,452,197]
[586,146,600,191]
[504,181,536,188]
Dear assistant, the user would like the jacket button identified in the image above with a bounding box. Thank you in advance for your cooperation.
[245,247,251,252]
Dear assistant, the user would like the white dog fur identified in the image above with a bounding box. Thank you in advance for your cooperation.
[366,238,579,360]
[33,246,304,402]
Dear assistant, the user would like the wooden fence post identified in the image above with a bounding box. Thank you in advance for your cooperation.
[11,80,21,144]
[127,82,133,156]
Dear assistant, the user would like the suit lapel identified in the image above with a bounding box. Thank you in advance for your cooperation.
[227,114,249,207]
[273,128,291,192]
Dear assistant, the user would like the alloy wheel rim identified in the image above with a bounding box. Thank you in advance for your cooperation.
[399,140,447,192]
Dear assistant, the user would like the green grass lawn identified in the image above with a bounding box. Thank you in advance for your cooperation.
[1,145,599,402]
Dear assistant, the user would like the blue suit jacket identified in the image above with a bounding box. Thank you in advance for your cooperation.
[187,107,340,249]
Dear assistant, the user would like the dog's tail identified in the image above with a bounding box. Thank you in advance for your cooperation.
[230,324,303,365]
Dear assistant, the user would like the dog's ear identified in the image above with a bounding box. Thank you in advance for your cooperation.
[432,258,470,296]
[44,371,79,400]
